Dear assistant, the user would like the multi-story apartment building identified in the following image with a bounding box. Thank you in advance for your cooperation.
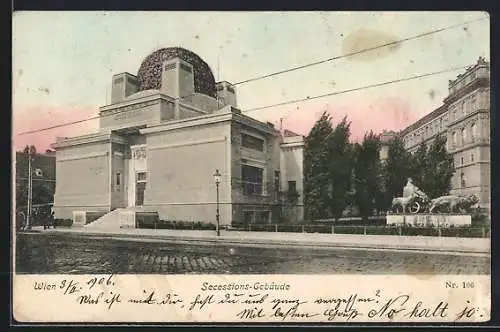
[400,57,490,213]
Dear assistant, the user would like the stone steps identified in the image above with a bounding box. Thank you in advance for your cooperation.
[84,208,128,230]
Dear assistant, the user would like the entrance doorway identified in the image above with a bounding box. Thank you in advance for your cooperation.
[128,144,147,207]
[135,172,147,206]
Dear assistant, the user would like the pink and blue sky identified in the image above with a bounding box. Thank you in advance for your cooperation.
[12,11,489,151]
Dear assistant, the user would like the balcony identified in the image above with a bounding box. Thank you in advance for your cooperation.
[232,179,265,196]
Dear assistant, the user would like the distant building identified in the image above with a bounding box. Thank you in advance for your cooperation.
[379,130,397,162]
[400,57,490,213]
[51,47,304,225]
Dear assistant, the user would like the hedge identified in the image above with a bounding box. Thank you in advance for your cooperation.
[137,219,216,230]
[228,223,489,238]
[54,219,73,227]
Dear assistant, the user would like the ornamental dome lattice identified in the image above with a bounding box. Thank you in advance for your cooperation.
[137,47,217,98]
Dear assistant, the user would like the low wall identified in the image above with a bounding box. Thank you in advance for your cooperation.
[386,214,471,227]
[147,204,232,226]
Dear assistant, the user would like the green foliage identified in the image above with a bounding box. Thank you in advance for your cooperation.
[423,134,455,198]
[381,135,413,210]
[407,135,455,198]
[23,145,37,155]
[303,112,353,221]
[353,131,382,220]
[327,116,353,220]
[304,115,455,221]
[411,142,428,188]
[303,112,334,220]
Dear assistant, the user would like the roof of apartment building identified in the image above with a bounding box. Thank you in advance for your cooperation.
[399,104,447,137]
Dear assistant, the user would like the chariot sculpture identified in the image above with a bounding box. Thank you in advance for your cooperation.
[390,178,479,214]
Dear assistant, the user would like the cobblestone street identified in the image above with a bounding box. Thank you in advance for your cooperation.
[16,232,490,275]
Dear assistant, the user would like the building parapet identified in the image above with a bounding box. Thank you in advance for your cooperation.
[51,132,127,149]
[140,106,280,137]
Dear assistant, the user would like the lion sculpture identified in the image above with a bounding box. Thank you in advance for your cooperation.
[427,194,479,214]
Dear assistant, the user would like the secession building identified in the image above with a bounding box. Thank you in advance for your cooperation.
[51,47,304,227]
[400,57,491,213]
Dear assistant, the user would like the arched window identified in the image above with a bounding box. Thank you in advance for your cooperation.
[471,122,478,139]
[461,127,467,143]
[452,131,457,146]
[471,96,477,112]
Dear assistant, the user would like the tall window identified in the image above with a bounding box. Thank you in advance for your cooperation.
[471,96,477,112]
[461,127,467,144]
[243,211,253,223]
[256,211,270,223]
[241,164,263,195]
[288,180,297,193]
[115,172,121,191]
[241,134,264,151]
[137,172,147,182]
[460,172,466,188]
[274,171,280,198]
[452,131,457,146]
[471,122,478,139]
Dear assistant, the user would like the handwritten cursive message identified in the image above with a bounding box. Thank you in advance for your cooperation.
[25,275,489,323]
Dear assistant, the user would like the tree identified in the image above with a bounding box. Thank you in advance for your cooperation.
[381,135,413,209]
[423,134,455,198]
[23,145,37,155]
[303,111,334,221]
[410,142,428,189]
[353,131,382,220]
[16,145,53,225]
[326,116,353,220]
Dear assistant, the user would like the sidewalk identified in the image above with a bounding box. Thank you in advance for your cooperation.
[32,226,490,255]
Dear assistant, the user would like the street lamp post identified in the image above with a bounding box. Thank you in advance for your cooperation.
[25,148,44,231]
[213,169,221,237]
[26,149,33,230]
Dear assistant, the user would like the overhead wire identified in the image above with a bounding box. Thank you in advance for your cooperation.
[14,17,486,137]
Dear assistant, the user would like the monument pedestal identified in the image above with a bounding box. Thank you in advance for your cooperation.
[386,214,471,227]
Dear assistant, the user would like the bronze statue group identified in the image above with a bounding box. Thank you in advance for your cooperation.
[390,178,479,215]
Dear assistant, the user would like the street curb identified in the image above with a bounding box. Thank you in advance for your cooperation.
[37,229,490,256]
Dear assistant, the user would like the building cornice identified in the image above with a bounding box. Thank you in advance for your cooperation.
[50,132,127,149]
[448,139,490,154]
[99,93,174,114]
[447,108,489,128]
[281,141,305,149]
[140,107,280,136]
[233,111,280,136]
[140,111,233,134]
[400,105,447,137]
[444,78,490,105]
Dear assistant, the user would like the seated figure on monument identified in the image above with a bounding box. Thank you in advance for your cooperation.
[403,178,426,199]
[391,178,430,214]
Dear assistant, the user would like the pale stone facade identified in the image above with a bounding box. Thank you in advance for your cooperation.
[401,57,491,214]
[51,47,304,225]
